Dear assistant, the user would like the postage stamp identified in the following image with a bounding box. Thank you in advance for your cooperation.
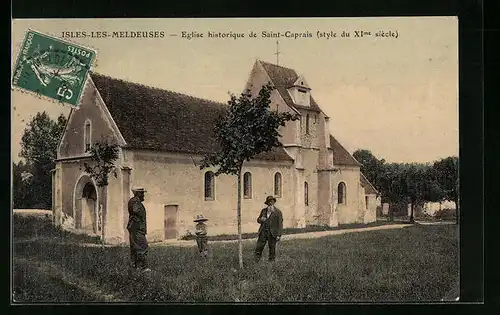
[11,29,96,107]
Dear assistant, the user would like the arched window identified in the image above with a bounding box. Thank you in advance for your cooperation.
[84,120,92,152]
[243,172,252,199]
[204,171,215,200]
[274,172,282,197]
[365,196,369,209]
[338,182,346,204]
[304,181,309,206]
[305,114,310,134]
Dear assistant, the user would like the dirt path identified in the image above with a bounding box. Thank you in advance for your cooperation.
[154,223,413,247]
[14,223,413,248]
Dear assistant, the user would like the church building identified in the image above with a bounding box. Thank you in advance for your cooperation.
[52,60,379,244]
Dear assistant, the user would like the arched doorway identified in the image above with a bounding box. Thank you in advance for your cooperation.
[74,175,98,234]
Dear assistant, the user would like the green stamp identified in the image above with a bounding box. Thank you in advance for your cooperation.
[12,29,96,107]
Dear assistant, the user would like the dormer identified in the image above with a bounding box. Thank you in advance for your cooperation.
[288,75,311,107]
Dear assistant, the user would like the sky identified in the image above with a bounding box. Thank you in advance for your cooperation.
[11,17,458,164]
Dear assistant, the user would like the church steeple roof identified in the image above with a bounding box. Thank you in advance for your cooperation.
[257,60,327,116]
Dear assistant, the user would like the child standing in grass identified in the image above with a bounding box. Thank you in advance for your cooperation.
[194,215,208,257]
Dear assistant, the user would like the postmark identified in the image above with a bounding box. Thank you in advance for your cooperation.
[12,29,97,107]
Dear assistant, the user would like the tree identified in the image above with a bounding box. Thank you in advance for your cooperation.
[12,161,32,208]
[380,163,407,221]
[423,167,446,203]
[433,156,459,224]
[84,141,119,246]
[200,83,298,269]
[19,112,67,208]
[353,149,386,193]
[403,163,431,223]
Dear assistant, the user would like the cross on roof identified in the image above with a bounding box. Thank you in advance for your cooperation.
[274,40,281,65]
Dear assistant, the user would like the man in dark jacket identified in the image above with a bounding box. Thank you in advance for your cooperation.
[254,196,283,262]
[127,187,150,272]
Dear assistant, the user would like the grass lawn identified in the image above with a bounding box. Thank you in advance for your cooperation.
[13,258,101,302]
[12,216,458,303]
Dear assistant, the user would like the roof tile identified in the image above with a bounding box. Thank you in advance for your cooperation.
[329,135,361,166]
[259,61,324,114]
[90,73,293,162]
[360,172,378,195]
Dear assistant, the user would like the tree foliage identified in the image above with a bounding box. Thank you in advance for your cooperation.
[432,156,459,205]
[13,161,33,208]
[83,141,119,187]
[354,148,457,222]
[432,156,459,223]
[20,112,66,168]
[16,112,67,209]
[353,149,386,193]
[200,83,299,174]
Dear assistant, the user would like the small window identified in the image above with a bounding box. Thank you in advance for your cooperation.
[84,121,91,152]
[274,172,282,197]
[305,114,310,134]
[204,171,215,200]
[304,182,309,206]
[314,115,317,124]
[243,172,252,199]
[338,182,346,204]
[365,196,369,209]
[298,88,307,94]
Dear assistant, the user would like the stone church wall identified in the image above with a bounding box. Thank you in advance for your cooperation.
[130,150,296,241]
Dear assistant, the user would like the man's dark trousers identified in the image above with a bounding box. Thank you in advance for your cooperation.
[254,224,277,261]
[129,230,148,269]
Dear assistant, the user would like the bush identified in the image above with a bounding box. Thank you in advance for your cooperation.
[434,208,457,221]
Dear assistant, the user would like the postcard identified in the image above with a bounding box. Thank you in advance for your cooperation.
[11,17,459,303]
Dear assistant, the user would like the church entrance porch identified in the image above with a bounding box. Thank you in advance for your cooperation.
[73,175,99,235]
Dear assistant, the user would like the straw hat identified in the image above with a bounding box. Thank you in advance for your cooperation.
[194,214,208,222]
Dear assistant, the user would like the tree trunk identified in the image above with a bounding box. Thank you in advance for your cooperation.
[237,167,243,270]
[99,185,106,248]
[409,201,415,223]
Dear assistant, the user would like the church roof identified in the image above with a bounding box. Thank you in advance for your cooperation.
[259,61,327,116]
[90,73,294,162]
[329,135,362,167]
[360,172,379,195]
